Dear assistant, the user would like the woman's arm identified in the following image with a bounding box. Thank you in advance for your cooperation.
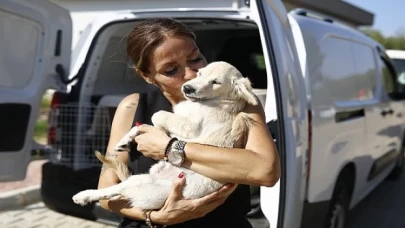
[136,102,280,187]
[97,93,147,220]
[183,103,280,187]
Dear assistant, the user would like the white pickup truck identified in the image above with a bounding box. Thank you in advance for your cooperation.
[1,1,405,228]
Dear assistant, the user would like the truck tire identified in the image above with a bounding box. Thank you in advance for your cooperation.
[325,179,350,228]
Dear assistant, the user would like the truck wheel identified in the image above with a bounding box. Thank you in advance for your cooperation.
[325,180,350,228]
[388,143,405,180]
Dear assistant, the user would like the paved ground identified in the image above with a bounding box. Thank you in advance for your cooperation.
[0,160,47,192]
[0,202,115,228]
[1,167,405,227]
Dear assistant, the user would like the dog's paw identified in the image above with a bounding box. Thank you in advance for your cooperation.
[115,140,131,152]
[151,111,168,127]
[72,190,94,206]
[115,126,140,151]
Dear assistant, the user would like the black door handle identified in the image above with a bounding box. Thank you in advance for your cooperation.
[381,109,394,116]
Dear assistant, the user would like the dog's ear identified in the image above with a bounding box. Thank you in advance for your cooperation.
[233,77,258,105]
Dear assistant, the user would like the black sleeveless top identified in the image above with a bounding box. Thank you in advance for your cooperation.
[118,88,252,228]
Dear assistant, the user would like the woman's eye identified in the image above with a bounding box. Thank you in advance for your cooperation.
[190,56,202,63]
[164,67,178,76]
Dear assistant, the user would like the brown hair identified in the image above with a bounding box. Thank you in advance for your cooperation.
[126,18,196,73]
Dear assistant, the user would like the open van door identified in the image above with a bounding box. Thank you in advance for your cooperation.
[0,0,71,181]
[249,0,308,228]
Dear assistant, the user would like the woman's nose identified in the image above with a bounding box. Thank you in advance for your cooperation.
[184,67,198,80]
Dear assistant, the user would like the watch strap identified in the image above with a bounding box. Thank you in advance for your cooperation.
[172,140,187,152]
[164,137,178,161]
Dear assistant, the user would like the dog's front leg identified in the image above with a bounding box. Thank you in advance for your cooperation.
[115,126,140,151]
[152,111,200,139]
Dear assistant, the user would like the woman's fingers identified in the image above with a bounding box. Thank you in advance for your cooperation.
[192,190,231,218]
[136,124,153,133]
[197,183,235,205]
[167,172,186,201]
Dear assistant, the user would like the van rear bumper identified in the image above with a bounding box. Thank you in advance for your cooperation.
[40,162,121,224]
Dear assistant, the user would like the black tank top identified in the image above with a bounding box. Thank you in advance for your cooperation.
[118,88,252,228]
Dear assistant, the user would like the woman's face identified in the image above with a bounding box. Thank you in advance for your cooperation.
[138,35,207,102]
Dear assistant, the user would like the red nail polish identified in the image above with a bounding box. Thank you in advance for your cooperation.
[178,172,184,178]
[135,122,142,126]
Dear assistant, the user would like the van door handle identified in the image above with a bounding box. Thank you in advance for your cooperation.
[335,108,365,123]
[381,109,394,117]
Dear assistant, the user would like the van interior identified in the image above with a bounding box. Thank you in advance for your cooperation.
[49,18,269,168]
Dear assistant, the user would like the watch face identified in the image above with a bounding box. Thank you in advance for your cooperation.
[168,149,184,166]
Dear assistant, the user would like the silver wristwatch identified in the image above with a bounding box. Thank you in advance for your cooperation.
[166,139,186,166]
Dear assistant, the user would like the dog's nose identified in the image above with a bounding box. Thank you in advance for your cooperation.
[183,85,195,94]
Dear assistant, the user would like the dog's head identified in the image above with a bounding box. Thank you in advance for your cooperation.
[181,61,258,105]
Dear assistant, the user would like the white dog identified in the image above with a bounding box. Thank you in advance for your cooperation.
[72,61,258,210]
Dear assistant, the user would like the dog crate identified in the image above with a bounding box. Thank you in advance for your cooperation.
[47,102,115,170]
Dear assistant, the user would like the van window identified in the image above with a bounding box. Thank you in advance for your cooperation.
[351,42,377,100]
[0,10,40,88]
[317,37,376,103]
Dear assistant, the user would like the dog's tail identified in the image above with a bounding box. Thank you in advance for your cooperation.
[95,151,131,182]
[231,112,255,148]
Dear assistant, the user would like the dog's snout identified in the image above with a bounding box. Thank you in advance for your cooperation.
[183,85,195,94]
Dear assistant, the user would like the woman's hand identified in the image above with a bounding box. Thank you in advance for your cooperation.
[151,173,236,225]
[134,124,171,160]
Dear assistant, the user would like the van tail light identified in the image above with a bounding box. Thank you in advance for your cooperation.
[306,110,312,184]
[47,92,64,145]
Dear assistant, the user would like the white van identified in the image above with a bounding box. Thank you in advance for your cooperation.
[290,10,405,227]
[1,1,404,228]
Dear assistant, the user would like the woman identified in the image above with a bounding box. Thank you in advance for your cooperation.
[97,18,280,228]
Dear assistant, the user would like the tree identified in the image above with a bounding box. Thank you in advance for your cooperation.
[361,27,405,50]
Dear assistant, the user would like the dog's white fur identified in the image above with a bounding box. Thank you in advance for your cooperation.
[72,61,258,210]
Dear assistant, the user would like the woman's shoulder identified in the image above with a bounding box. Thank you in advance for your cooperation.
[117,93,140,112]
[113,93,141,125]
[114,89,166,124]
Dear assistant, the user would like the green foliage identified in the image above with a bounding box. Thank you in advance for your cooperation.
[41,95,51,109]
[361,27,405,50]
[34,119,48,140]
[34,95,51,143]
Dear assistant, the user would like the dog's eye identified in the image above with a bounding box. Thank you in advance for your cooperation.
[211,80,220,85]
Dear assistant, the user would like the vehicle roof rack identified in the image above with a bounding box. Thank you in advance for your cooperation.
[290,8,356,29]
[290,8,335,23]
